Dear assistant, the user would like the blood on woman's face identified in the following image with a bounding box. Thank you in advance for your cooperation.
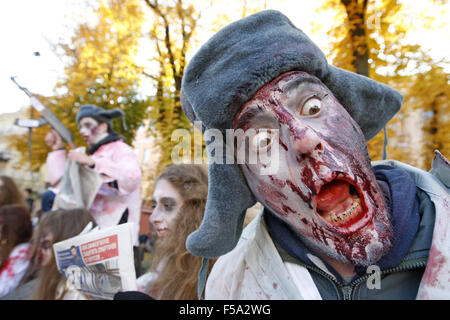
[233,71,393,267]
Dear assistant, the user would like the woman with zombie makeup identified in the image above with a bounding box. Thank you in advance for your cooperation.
[0,176,27,208]
[0,204,32,298]
[114,164,215,300]
[180,10,450,300]
[135,164,218,300]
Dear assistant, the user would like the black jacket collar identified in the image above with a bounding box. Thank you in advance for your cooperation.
[88,132,123,155]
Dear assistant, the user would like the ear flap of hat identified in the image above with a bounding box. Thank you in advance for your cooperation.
[97,108,127,130]
[181,89,206,133]
[186,159,256,258]
[323,65,403,141]
[99,108,124,120]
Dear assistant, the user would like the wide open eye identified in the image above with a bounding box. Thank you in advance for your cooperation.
[300,97,322,116]
[251,131,273,152]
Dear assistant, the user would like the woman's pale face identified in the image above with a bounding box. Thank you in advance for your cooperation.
[150,179,183,238]
[38,232,54,267]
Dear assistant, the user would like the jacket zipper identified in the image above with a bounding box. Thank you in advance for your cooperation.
[292,258,427,300]
[345,259,427,300]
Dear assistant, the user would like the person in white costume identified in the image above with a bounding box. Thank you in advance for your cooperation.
[180,10,450,300]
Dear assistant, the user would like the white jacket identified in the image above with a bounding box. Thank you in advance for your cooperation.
[205,211,320,299]
[90,140,142,246]
[51,140,142,246]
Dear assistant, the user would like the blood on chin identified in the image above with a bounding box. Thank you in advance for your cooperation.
[300,221,392,267]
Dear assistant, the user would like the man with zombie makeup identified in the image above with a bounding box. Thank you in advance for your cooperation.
[180,10,449,300]
[66,105,142,250]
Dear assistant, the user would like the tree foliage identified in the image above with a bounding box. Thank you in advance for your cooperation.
[9,0,148,170]
[142,0,201,174]
[138,0,272,198]
[314,0,450,169]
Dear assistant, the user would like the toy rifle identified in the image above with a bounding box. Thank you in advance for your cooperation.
[10,76,76,148]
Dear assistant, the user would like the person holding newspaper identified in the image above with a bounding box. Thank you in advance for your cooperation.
[64,105,142,258]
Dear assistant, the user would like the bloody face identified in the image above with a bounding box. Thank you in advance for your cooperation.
[233,71,393,267]
[78,117,108,146]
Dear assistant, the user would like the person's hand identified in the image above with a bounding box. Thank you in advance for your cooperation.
[68,149,95,167]
[45,129,64,150]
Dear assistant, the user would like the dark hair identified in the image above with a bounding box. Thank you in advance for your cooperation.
[0,176,26,207]
[0,204,32,269]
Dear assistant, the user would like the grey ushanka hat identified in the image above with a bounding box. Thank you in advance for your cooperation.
[181,10,403,259]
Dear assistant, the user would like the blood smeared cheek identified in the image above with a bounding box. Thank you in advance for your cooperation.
[240,146,320,234]
[318,102,369,163]
[238,122,324,231]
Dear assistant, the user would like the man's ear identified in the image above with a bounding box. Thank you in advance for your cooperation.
[99,122,109,134]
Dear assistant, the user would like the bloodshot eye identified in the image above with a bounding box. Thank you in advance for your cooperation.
[300,97,322,116]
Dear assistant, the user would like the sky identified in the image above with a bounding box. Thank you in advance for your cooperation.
[0,0,84,115]
[0,0,449,116]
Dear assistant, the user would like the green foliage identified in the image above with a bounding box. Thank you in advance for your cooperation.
[142,0,200,174]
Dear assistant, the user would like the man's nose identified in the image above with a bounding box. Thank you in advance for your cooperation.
[289,126,323,160]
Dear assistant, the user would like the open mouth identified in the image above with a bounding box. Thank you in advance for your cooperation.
[156,227,168,237]
[314,179,368,234]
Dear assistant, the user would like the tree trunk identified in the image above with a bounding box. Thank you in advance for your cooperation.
[341,0,369,76]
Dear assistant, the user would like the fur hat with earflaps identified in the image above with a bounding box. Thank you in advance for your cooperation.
[181,10,403,260]
[76,105,127,131]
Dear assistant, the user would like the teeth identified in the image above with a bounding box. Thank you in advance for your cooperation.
[326,197,361,224]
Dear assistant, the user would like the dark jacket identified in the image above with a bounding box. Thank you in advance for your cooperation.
[272,187,435,300]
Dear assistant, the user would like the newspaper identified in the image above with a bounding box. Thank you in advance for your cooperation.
[53,222,137,300]
[54,150,104,210]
